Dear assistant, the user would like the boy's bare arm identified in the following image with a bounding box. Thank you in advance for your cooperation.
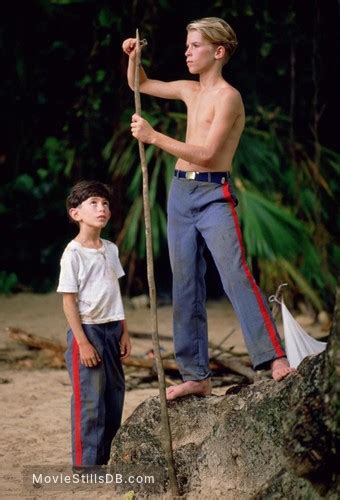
[122,37,190,100]
[131,90,242,168]
[119,319,131,359]
[62,293,101,367]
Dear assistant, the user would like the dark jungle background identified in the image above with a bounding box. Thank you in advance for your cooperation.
[1,0,339,313]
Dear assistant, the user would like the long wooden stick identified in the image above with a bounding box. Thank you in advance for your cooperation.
[133,29,179,497]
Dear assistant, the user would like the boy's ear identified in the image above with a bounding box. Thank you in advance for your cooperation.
[69,207,81,222]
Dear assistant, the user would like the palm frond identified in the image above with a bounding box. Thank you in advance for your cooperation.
[233,127,281,191]
[149,156,162,207]
[110,140,137,176]
[238,186,315,261]
[279,259,323,311]
[118,196,143,253]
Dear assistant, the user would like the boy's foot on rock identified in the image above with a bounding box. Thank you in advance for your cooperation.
[166,379,212,400]
[271,357,296,381]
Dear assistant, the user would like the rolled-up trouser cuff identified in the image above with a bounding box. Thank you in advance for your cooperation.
[253,350,286,371]
[180,367,211,382]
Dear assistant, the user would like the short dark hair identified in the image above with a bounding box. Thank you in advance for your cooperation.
[66,180,113,211]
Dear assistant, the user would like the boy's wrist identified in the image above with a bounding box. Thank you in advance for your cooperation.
[77,337,91,347]
[151,130,159,146]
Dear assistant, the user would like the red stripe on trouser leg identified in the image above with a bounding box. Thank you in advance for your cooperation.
[72,337,83,465]
[222,184,285,358]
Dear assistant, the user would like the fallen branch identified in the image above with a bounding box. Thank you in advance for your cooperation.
[7,327,66,353]
[0,348,36,362]
[5,327,255,381]
[212,355,256,383]
[129,330,172,341]
[123,355,224,372]
[208,329,236,358]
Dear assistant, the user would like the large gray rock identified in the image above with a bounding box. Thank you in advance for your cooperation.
[110,355,338,498]
[110,293,339,498]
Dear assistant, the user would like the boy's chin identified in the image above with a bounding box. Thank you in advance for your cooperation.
[92,221,108,228]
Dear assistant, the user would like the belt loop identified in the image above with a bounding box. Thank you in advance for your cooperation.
[207,172,211,183]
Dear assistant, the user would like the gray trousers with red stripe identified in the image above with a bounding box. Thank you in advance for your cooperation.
[167,175,285,381]
[65,321,125,466]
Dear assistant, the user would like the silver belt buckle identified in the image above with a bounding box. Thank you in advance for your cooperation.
[185,171,196,180]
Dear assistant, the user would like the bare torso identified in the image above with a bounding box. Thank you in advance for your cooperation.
[176,81,245,172]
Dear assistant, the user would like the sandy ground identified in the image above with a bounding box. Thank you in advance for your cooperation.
[0,292,325,499]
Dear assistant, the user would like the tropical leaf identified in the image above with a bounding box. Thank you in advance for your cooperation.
[234,128,281,192]
[149,156,162,207]
[237,186,316,261]
[279,259,323,311]
[110,140,137,176]
[118,197,143,253]
[127,167,142,198]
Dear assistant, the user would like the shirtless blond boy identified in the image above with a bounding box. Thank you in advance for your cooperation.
[122,17,295,400]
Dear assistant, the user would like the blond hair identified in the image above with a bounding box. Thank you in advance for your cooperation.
[186,17,238,61]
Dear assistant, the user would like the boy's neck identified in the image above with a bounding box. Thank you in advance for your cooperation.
[74,225,103,249]
[198,67,226,90]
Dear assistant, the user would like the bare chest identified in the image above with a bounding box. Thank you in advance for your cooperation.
[187,93,215,131]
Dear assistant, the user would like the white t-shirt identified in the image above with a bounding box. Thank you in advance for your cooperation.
[57,239,125,324]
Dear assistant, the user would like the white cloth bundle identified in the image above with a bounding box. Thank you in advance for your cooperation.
[281,298,327,368]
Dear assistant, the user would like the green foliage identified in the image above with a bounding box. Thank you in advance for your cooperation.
[0,0,338,307]
[98,8,112,28]
[236,184,328,310]
[104,105,184,262]
[0,140,73,291]
[0,271,18,295]
[237,187,314,261]
[50,0,82,4]
[35,136,75,177]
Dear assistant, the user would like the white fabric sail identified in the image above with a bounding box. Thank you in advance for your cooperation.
[281,298,327,368]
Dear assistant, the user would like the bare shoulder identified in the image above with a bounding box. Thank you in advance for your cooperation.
[181,80,200,91]
[181,80,200,100]
[216,85,244,110]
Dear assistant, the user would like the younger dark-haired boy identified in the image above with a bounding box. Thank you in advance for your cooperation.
[57,180,131,466]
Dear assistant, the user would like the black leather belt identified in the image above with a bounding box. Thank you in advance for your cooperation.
[174,169,231,184]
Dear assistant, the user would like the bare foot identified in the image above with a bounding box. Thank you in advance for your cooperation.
[166,379,212,400]
[271,357,296,381]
